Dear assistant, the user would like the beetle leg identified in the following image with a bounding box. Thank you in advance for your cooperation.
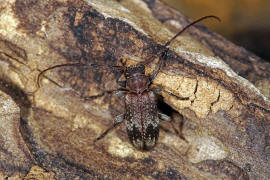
[94,113,125,142]
[159,112,179,136]
[149,61,163,82]
[82,88,128,101]
[150,87,162,94]
[117,80,126,88]
[114,90,127,98]
[151,87,189,101]
[169,117,188,143]
[159,113,188,143]
[149,51,166,82]
[158,112,171,122]
[114,113,125,124]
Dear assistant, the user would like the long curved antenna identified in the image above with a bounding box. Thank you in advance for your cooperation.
[142,15,220,67]
[164,15,221,47]
[37,62,124,88]
[147,15,220,82]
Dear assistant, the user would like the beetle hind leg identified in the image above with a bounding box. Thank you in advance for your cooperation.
[159,112,188,143]
[94,113,124,142]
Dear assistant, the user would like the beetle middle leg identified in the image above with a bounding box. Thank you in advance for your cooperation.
[81,89,127,142]
[159,112,187,142]
[152,87,188,142]
[94,113,125,142]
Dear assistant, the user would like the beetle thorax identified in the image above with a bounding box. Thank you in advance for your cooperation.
[126,72,150,93]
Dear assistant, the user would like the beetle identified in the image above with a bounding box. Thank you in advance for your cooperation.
[37,15,220,150]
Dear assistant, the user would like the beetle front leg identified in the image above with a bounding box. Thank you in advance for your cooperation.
[82,88,127,101]
[94,113,125,142]
[151,87,189,101]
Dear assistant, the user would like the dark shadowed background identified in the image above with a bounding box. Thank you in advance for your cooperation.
[162,0,270,61]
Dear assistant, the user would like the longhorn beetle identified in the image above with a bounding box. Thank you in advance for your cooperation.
[38,15,220,150]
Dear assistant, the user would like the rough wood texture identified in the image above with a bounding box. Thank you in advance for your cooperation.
[0,0,269,179]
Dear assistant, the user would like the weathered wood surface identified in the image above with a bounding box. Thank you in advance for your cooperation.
[0,0,269,179]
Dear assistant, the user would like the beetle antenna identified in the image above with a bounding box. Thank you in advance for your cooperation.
[145,15,220,82]
[164,15,221,47]
[37,62,124,88]
[142,15,220,67]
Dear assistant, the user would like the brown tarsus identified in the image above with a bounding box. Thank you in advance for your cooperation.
[37,15,220,150]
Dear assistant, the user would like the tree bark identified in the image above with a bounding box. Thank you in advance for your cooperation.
[0,0,269,179]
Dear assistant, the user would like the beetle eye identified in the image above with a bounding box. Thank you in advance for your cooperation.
[138,65,144,71]
[126,67,132,74]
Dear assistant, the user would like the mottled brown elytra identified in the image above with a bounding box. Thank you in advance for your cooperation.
[38,15,220,150]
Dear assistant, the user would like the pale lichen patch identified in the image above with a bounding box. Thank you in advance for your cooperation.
[0,91,18,115]
[126,0,152,14]
[0,61,26,90]
[154,72,235,118]
[176,49,270,105]
[228,101,243,118]
[90,95,110,112]
[36,20,49,38]
[162,92,191,110]
[255,78,270,99]
[72,114,91,131]
[25,166,55,180]
[160,132,189,154]
[168,20,183,29]
[190,78,220,118]
[34,85,87,120]
[171,36,214,57]
[187,136,228,163]
[176,49,236,78]
[56,0,67,2]
[73,11,84,26]
[0,0,23,39]
[154,73,197,98]
[86,0,149,35]
[211,86,234,114]
[7,71,25,89]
